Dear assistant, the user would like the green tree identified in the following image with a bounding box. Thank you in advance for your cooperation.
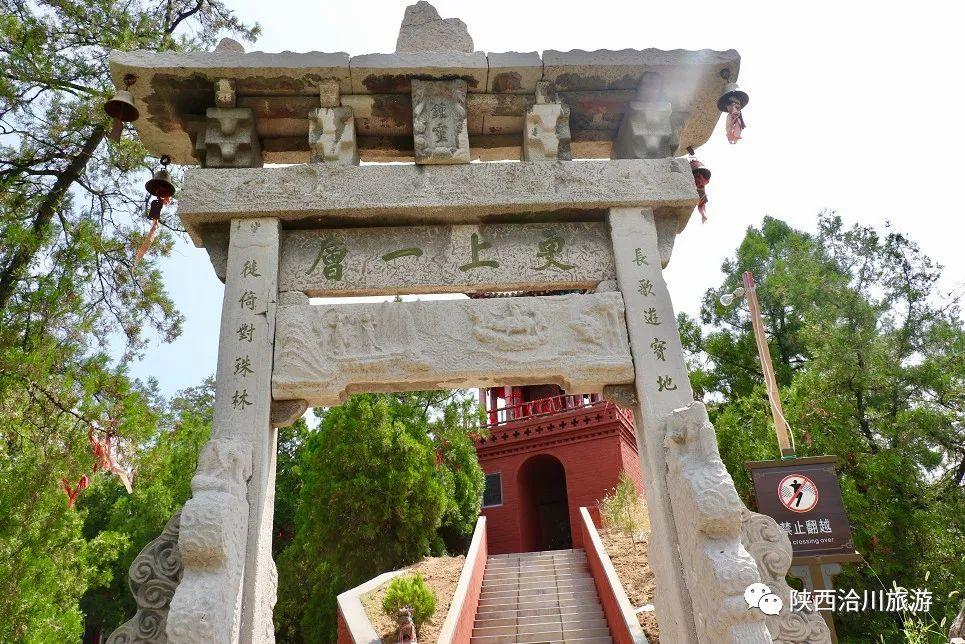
[276,391,484,642]
[0,1,256,638]
[682,213,965,642]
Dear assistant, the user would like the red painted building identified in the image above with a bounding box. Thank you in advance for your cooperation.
[474,384,643,555]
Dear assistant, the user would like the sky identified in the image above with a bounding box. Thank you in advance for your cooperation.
[128,0,965,398]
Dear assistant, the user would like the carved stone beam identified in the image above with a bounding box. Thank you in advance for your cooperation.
[197,107,263,168]
[309,106,359,165]
[107,511,183,643]
[412,79,470,164]
[523,81,571,161]
[613,72,685,160]
[270,399,308,428]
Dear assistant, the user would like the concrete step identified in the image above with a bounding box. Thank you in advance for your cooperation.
[474,616,609,633]
[475,606,605,621]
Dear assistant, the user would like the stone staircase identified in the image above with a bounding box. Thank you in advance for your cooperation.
[470,549,612,643]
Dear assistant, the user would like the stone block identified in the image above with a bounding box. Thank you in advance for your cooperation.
[308,106,358,164]
[396,1,473,53]
[412,78,470,164]
[523,102,571,161]
[487,51,542,93]
[214,78,236,108]
[202,107,262,168]
[349,51,488,94]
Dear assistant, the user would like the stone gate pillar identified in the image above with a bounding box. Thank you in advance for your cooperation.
[608,208,773,643]
[167,219,280,642]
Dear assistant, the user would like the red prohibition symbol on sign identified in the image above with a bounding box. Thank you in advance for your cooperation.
[778,473,819,513]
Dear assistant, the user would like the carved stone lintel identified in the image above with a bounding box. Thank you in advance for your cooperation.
[199,107,262,168]
[215,79,236,108]
[665,402,773,643]
[602,384,637,408]
[741,508,832,643]
[412,79,469,164]
[309,107,358,165]
[107,512,183,644]
[523,102,571,161]
[270,399,308,428]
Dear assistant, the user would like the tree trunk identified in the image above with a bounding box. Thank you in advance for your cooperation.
[0,124,106,312]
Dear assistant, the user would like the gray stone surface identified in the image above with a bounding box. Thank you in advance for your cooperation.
[200,107,262,168]
[487,51,543,93]
[272,293,635,406]
[278,222,614,296]
[523,102,571,161]
[108,511,182,643]
[177,159,697,245]
[348,51,488,95]
[412,79,470,164]
[168,219,280,643]
[395,1,473,53]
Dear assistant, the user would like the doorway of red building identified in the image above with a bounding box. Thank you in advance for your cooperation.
[518,454,573,552]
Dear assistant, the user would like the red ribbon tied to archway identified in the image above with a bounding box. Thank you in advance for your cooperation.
[725,99,745,144]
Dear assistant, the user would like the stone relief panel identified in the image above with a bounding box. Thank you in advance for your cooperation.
[741,508,832,643]
[273,293,634,406]
[278,222,615,296]
[412,79,470,164]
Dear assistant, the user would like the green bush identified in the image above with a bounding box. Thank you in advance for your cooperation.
[381,574,437,632]
[599,472,641,536]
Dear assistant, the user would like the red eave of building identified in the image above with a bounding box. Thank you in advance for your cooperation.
[474,398,637,460]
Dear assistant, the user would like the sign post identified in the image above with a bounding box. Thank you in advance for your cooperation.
[747,456,861,642]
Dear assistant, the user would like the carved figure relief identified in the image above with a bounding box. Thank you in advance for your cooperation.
[469,301,547,350]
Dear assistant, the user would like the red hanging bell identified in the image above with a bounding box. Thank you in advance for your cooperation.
[104,74,139,143]
[145,155,175,201]
[690,158,711,222]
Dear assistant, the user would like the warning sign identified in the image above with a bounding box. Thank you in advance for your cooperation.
[746,456,857,562]
[778,474,819,513]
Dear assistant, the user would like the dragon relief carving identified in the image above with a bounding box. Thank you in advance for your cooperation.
[665,402,774,643]
[107,512,183,643]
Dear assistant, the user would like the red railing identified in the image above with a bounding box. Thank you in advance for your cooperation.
[483,393,633,430]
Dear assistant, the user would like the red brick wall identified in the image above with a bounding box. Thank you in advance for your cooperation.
[479,424,641,554]
[580,509,635,644]
[445,519,488,643]
[336,605,352,644]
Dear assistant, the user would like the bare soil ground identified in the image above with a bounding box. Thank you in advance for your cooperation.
[599,499,660,643]
[361,554,465,643]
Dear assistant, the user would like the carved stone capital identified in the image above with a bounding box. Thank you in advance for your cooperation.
[270,399,308,428]
[107,512,183,644]
[309,107,358,165]
[523,102,571,162]
[198,107,262,168]
[412,79,470,164]
[741,508,832,643]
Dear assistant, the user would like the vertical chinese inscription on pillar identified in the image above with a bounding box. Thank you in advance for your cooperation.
[412,79,470,164]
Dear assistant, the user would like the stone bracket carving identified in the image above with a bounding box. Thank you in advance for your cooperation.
[309,106,359,165]
[523,103,571,161]
[318,78,341,108]
[197,107,263,168]
[107,512,183,644]
[270,399,308,428]
[273,293,635,407]
[412,79,470,164]
[741,508,832,643]
[613,73,686,159]
[215,78,236,108]
[665,402,773,643]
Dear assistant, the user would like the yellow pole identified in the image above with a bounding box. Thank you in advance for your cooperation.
[743,271,795,457]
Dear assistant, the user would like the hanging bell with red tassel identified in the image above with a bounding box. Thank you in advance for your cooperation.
[144,155,175,201]
[104,74,139,143]
[690,158,711,222]
[717,82,749,144]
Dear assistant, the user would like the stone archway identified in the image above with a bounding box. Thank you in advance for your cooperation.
[518,454,572,552]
